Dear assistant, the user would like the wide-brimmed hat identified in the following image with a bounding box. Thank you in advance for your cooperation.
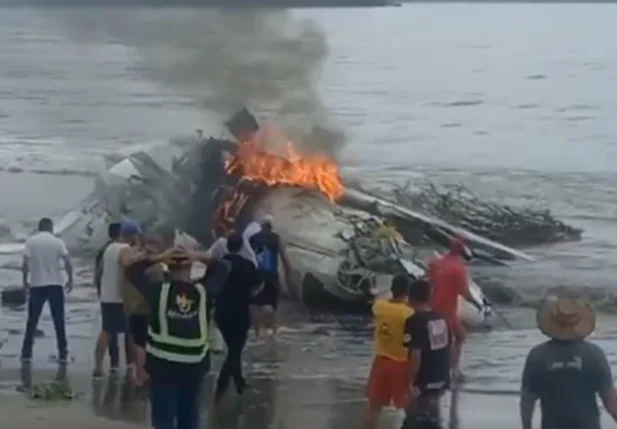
[536,296,596,341]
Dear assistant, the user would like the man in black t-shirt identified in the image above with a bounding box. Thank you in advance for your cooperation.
[401,279,451,429]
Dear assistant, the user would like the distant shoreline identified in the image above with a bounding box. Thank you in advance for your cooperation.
[1,1,616,6]
[403,1,617,3]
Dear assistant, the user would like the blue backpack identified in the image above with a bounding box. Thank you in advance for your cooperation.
[256,247,274,272]
[250,232,274,272]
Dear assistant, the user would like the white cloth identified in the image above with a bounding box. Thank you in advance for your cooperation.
[207,222,262,266]
[243,221,262,241]
[23,231,69,287]
[207,237,229,260]
[99,242,129,303]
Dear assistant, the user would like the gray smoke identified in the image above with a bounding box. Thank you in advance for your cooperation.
[52,9,345,157]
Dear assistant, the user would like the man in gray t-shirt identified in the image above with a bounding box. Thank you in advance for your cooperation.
[520,296,617,429]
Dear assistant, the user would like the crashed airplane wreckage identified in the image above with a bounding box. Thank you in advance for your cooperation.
[35,109,541,327]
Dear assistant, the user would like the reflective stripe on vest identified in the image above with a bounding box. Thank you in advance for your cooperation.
[146,282,209,364]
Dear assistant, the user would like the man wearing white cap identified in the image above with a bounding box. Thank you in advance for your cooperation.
[520,295,617,429]
[247,214,292,337]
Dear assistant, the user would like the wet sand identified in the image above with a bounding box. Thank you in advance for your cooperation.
[1,366,614,429]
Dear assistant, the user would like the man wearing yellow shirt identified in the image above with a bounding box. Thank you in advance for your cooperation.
[364,274,414,429]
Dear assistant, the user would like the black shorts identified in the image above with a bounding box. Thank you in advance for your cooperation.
[101,303,127,334]
[401,413,442,429]
[402,389,445,429]
[252,272,280,308]
[128,314,148,347]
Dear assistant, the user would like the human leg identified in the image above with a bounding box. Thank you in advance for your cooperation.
[229,324,249,393]
[214,320,234,397]
[402,394,443,429]
[47,285,68,361]
[108,334,120,369]
[363,356,392,429]
[123,332,133,366]
[265,277,280,335]
[20,287,47,360]
[448,319,466,382]
[95,303,125,375]
[176,377,204,429]
[94,330,111,376]
[129,314,148,386]
[149,379,179,429]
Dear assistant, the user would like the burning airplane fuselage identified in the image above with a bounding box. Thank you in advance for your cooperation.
[44,111,538,328]
[194,132,493,325]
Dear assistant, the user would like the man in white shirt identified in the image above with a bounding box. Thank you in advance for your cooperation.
[20,217,74,363]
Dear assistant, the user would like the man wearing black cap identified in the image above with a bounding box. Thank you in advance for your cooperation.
[126,244,228,429]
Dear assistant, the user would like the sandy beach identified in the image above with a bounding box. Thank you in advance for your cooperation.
[1,364,614,429]
[2,301,617,429]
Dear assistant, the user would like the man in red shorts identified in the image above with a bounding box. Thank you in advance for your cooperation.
[364,274,413,429]
[427,235,483,382]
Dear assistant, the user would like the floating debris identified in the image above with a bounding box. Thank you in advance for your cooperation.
[387,181,582,247]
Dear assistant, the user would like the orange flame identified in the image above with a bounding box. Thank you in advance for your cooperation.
[226,140,345,201]
[212,139,344,238]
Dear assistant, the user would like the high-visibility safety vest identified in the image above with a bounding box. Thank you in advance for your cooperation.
[146,282,209,364]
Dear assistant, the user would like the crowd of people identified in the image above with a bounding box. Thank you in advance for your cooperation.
[19,215,291,429]
[363,236,617,429]
[17,216,617,429]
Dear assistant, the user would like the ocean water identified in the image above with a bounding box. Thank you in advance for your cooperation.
[1,3,617,397]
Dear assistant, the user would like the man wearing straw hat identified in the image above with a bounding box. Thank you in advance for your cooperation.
[520,295,617,429]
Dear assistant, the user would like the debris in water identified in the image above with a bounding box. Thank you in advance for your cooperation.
[387,181,582,247]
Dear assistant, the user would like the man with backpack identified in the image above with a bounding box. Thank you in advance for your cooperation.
[247,215,292,338]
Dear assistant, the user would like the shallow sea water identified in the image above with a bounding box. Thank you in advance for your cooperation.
[1,4,617,427]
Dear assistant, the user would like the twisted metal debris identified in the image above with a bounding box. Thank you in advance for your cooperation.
[387,181,582,247]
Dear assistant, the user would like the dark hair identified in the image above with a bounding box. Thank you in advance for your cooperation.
[226,233,243,254]
[108,222,121,240]
[38,217,53,232]
[391,274,410,297]
[408,279,431,303]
